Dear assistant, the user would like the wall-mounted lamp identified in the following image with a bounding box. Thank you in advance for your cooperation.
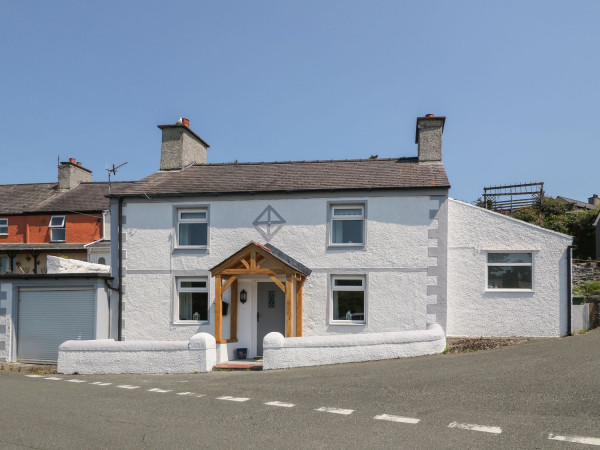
[240,289,247,304]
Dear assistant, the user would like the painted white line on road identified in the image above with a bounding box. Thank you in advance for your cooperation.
[315,407,354,416]
[44,377,63,381]
[177,392,194,396]
[217,396,250,402]
[448,422,502,434]
[148,388,173,393]
[25,374,45,378]
[66,379,86,383]
[116,385,140,390]
[374,414,420,424]
[196,395,206,398]
[265,401,295,408]
[549,433,600,446]
[90,382,112,386]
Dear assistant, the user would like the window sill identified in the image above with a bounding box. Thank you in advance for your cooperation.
[329,321,366,326]
[328,244,365,249]
[50,240,66,243]
[485,289,534,293]
[172,321,210,326]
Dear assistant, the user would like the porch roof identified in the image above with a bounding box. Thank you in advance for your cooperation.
[210,241,311,277]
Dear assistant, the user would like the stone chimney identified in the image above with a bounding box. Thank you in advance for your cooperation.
[416,114,446,163]
[588,194,600,207]
[158,118,210,170]
[58,158,92,190]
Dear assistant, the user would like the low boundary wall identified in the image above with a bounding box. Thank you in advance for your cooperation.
[263,323,446,370]
[58,333,216,374]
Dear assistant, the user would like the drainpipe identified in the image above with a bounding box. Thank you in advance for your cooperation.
[567,244,577,336]
[117,197,123,341]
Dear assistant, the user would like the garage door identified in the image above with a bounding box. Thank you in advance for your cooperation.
[18,288,96,364]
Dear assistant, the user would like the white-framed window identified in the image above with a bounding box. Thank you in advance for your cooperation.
[486,252,533,290]
[0,218,7,235]
[49,215,66,242]
[330,275,366,324]
[177,208,208,247]
[175,277,209,323]
[329,204,365,246]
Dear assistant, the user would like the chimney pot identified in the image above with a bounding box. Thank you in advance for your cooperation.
[77,162,82,167]
[425,113,435,118]
[69,158,76,164]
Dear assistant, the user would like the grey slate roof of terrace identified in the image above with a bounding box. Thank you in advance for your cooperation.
[109,157,450,198]
[30,182,135,213]
[0,183,58,214]
[0,181,136,215]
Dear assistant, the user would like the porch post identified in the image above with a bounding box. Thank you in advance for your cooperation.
[230,279,238,342]
[215,275,222,343]
[295,278,304,337]
[285,275,293,337]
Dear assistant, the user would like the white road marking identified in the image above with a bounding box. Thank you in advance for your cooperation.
[148,388,173,393]
[549,433,600,446]
[217,396,250,402]
[315,407,354,415]
[44,377,63,381]
[66,379,86,383]
[90,382,112,386]
[177,392,194,396]
[25,374,45,378]
[196,395,206,398]
[265,401,295,408]
[448,422,502,434]
[374,414,420,424]
[116,385,139,390]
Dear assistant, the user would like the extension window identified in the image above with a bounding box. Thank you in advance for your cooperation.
[486,252,533,290]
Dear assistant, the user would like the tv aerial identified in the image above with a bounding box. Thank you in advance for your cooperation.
[106,162,128,193]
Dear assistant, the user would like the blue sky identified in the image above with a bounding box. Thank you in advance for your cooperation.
[1,1,598,203]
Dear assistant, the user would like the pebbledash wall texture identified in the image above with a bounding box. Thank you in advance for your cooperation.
[446,199,573,337]
[112,190,448,359]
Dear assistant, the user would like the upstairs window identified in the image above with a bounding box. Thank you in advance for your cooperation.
[487,252,533,290]
[0,218,7,235]
[176,278,209,323]
[330,204,365,246]
[177,208,208,247]
[0,256,9,273]
[331,275,366,324]
[49,216,66,242]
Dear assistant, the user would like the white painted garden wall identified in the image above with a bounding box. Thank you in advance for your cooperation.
[58,332,216,374]
[115,190,447,360]
[262,323,446,370]
[447,199,572,337]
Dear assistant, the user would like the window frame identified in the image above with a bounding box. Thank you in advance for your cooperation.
[485,251,534,292]
[49,215,66,242]
[174,277,210,325]
[327,202,367,248]
[329,274,367,325]
[0,218,7,235]
[174,205,210,250]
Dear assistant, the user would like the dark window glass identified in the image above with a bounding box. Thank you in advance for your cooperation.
[179,292,208,321]
[333,291,364,321]
[488,266,532,289]
[179,223,208,246]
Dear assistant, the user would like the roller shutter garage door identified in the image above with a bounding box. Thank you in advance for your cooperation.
[17,288,96,364]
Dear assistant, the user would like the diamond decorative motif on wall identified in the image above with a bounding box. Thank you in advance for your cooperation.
[253,205,286,241]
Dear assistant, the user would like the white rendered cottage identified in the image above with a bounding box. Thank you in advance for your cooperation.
[55,115,573,373]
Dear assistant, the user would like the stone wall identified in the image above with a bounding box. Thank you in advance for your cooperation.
[573,260,600,285]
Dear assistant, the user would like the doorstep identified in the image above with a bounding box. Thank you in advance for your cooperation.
[213,360,263,371]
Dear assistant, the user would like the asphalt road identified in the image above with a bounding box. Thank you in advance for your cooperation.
[1,330,599,449]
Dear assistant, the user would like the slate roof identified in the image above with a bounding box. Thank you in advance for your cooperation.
[556,196,600,211]
[110,158,450,198]
[30,182,135,213]
[263,243,312,276]
[0,183,57,214]
[0,181,135,215]
[0,243,87,251]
